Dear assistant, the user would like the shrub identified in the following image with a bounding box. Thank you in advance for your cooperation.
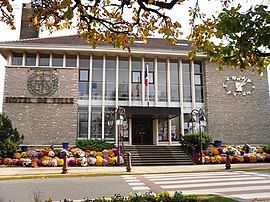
[263,144,270,154]
[0,113,24,158]
[75,139,115,151]
[182,132,212,152]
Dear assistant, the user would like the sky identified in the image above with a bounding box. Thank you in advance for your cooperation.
[0,0,269,112]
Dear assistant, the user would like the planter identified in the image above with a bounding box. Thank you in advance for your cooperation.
[62,142,69,150]
[214,140,222,147]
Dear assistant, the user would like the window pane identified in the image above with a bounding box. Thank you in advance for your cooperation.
[194,62,202,74]
[52,54,63,67]
[78,82,89,100]
[79,56,90,68]
[132,71,141,83]
[92,57,103,100]
[39,54,50,66]
[158,59,167,101]
[26,53,36,66]
[158,119,168,142]
[12,53,23,66]
[104,107,115,142]
[91,107,102,139]
[105,57,116,100]
[195,74,202,86]
[132,58,141,70]
[170,60,179,102]
[79,70,89,81]
[195,86,204,102]
[171,116,180,141]
[66,55,77,67]
[119,57,129,100]
[78,110,88,139]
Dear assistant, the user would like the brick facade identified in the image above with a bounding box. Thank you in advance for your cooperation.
[204,62,270,145]
[3,67,78,145]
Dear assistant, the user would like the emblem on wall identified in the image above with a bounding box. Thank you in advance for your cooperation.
[223,76,255,97]
[27,69,59,96]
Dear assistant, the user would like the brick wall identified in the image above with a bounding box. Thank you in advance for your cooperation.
[204,62,270,145]
[3,67,78,145]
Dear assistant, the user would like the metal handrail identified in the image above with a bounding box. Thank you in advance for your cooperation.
[179,134,196,163]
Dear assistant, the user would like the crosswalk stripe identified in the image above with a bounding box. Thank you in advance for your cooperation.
[160,179,270,189]
[144,172,240,178]
[128,182,145,186]
[147,174,256,182]
[172,185,270,194]
[131,186,150,191]
[230,192,270,199]
[154,176,263,184]
[126,179,141,183]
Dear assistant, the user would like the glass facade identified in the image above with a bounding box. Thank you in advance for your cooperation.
[10,52,204,143]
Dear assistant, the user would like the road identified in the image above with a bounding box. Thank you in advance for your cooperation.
[0,171,270,201]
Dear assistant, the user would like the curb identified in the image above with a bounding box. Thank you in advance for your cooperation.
[0,166,269,180]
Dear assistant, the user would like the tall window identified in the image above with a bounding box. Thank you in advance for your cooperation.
[104,107,115,142]
[105,57,116,100]
[78,107,88,139]
[194,62,204,102]
[79,69,89,100]
[92,57,103,100]
[183,61,192,102]
[91,107,102,139]
[66,55,77,67]
[39,54,50,66]
[79,55,90,68]
[119,57,129,101]
[26,53,36,66]
[170,60,180,102]
[52,54,63,67]
[145,58,155,101]
[158,119,168,142]
[131,58,142,101]
[171,116,180,141]
[157,59,167,102]
[12,53,23,66]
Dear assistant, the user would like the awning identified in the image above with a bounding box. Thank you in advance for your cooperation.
[123,106,181,120]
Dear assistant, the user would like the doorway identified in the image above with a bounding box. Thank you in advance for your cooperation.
[132,119,153,145]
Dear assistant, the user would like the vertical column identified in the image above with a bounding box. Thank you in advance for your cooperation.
[102,55,106,139]
[142,57,145,105]
[128,56,132,106]
[191,60,195,109]
[7,52,12,65]
[168,119,172,145]
[167,58,170,106]
[76,54,80,68]
[49,53,52,67]
[63,54,66,67]
[154,57,158,106]
[88,55,93,140]
[22,52,26,66]
[179,59,185,136]
[36,53,39,66]
[129,119,132,145]
[116,56,119,107]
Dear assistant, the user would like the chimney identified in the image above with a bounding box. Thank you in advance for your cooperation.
[19,3,39,39]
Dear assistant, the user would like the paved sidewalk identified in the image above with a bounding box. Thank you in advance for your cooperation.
[0,163,270,179]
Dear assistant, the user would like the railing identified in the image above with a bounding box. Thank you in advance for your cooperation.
[179,134,196,164]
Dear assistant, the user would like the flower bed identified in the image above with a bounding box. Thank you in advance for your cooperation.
[0,147,124,167]
[197,144,270,164]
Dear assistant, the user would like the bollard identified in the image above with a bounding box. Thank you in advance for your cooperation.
[61,152,68,174]
[126,152,132,172]
[225,153,231,169]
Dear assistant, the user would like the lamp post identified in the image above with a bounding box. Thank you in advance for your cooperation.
[189,108,206,164]
[107,107,127,165]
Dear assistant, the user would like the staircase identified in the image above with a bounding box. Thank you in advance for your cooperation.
[124,145,194,166]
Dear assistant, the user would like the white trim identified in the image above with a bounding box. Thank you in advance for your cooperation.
[167,58,170,106]
[129,56,132,106]
[88,54,93,140]
[0,45,207,58]
[168,119,172,145]
[129,119,132,145]
[191,60,195,109]
[179,59,184,136]
[116,55,119,108]
[102,55,106,139]
[142,57,145,104]
[22,52,26,66]
[49,53,52,67]
[154,57,158,106]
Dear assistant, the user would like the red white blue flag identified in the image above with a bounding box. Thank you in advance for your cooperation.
[144,64,149,86]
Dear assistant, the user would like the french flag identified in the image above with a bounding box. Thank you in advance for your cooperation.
[144,63,149,86]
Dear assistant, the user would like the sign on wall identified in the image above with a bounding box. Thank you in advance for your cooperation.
[27,69,59,96]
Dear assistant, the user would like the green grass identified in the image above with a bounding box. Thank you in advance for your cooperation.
[185,194,238,202]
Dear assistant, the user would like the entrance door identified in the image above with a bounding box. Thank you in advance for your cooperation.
[132,119,153,145]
